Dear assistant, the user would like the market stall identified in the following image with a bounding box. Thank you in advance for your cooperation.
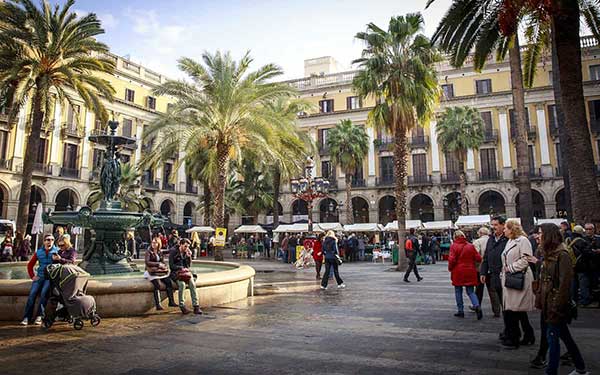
[233,225,268,258]
[535,218,567,226]
[185,226,215,233]
[316,222,344,232]
[343,223,384,232]
[455,215,491,228]
[382,220,423,231]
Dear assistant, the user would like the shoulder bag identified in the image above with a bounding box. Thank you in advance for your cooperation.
[504,244,527,290]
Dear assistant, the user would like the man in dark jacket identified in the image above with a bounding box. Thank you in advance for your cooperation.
[579,224,600,307]
[404,229,422,283]
[480,216,507,318]
[169,239,202,315]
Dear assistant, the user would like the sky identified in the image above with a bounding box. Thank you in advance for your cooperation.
[70,0,453,80]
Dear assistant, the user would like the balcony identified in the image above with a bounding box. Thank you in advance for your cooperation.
[318,143,329,156]
[89,170,100,181]
[514,168,543,180]
[163,182,175,191]
[0,158,12,170]
[549,124,560,139]
[510,126,537,141]
[483,129,498,143]
[60,167,80,179]
[327,179,339,191]
[441,172,460,184]
[374,138,393,152]
[408,175,432,186]
[376,176,395,187]
[142,178,159,190]
[186,184,198,194]
[350,178,366,188]
[478,171,502,181]
[15,162,53,175]
[408,135,429,149]
[61,122,84,138]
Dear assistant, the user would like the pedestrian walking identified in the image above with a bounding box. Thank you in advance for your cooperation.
[578,223,600,308]
[480,216,507,318]
[312,234,323,279]
[500,219,535,348]
[448,230,483,319]
[473,227,490,312]
[320,230,345,290]
[403,228,423,283]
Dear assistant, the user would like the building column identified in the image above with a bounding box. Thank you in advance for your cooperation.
[429,120,441,183]
[505,203,517,218]
[310,129,317,178]
[536,104,553,177]
[49,101,62,176]
[467,149,476,182]
[80,109,93,181]
[498,108,513,179]
[134,120,144,164]
[367,127,376,186]
[12,106,27,170]
[433,204,445,222]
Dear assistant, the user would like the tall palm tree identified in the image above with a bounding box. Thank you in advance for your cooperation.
[88,163,147,212]
[429,0,535,231]
[353,14,441,271]
[436,107,484,215]
[326,119,369,224]
[0,0,115,234]
[143,52,293,260]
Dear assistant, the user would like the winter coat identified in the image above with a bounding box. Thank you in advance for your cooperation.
[145,250,169,274]
[473,235,489,258]
[169,248,192,280]
[501,236,535,312]
[322,236,339,260]
[480,233,508,290]
[57,247,77,264]
[448,237,482,286]
[27,245,59,279]
[538,243,573,324]
[312,240,323,262]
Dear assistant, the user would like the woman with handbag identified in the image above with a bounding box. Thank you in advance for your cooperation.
[169,238,202,315]
[501,219,536,348]
[145,238,177,310]
[320,230,345,290]
[448,230,483,319]
[531,223,588,375]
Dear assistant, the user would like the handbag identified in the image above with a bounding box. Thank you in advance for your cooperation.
[503,244,527,290]
[176,268,193,282]
[335,254,343,266]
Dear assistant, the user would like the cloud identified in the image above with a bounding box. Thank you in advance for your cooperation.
[74,8,118,31]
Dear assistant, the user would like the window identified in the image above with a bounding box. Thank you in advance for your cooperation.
[590,65,600,81]
[528,145,536,172]
[346,96,361,110]
[445,152,460,176]
[548,105,558,131]
[353,164,364,181]
[321,161,333,180]
[475,79,492,95]
[163,163,173,183]
[92,148,104,169]
[0,130,8,160]
[380,156,394,180]
[122,118,133,137]
[147,96,156,110]
[480,111,493,132]
[66,104,80,126]
[479,148,497,178]
[588,100,600,132]
[441,84,454,99]
[509,108,531,137]
[319,99,334,113]
[125,88,135,102]
[62,143,78,169]
[555,143,562,175]
[36,138,47,164]
[412,154,427,178]
[318,128,329,150]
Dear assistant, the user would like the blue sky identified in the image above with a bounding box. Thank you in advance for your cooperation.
[71,0,453,79]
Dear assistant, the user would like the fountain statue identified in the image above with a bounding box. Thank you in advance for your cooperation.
[44,121,163,274]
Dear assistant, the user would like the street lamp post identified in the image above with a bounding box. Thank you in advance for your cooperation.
[290,157,330,235]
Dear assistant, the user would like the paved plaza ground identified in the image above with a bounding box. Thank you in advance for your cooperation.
[0,260,599,374]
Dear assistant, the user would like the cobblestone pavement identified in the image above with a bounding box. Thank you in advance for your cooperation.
[1,261,598,375]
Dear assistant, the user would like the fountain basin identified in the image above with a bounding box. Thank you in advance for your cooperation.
[0,260,255,320]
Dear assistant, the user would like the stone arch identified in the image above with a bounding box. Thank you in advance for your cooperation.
[29,184,48,204]
[515,190,546,219]
[291,199,308,215]
[443,192,469,220]
[410,193,435,222]
[0,182,9,218]
[160,198,176,219]
[183,201,196,226]
[378,195,397,225]
[478,190,506,216]
[54,188,80,212]
[351,196,369,223]
[319,197,339,223]
[267,202,284,216]
[27,185,47,234]
[555,188,568,218]
[142,197,155,212]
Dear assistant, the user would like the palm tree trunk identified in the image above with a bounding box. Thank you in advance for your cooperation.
[202,179,211,226]
[16,87,45,235]
[551,34,573,221]
[551,0,600,225]
[393,128,408,271]
[509,35,534,232]
[345,172,353,224]
[213,141,229,261]
[458,157,468,215]
[273,167,281,228]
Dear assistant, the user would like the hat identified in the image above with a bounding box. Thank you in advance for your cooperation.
[573,225,585,235]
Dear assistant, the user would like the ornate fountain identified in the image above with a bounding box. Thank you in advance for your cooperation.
[44,121,163,274]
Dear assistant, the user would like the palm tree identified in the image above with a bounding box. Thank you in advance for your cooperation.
[326,119,369,224]
[436,107,484,215]
[88,163,147,212]
[0,0,115,234]
[429,0,535,231]
[353,14,441,271]
[143,52,293,260]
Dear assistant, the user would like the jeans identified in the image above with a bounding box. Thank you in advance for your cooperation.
[578,272,591,305]
[23,278,51,321]
[454,286,479,313]
[546,322,586,375]
[359,249,365,261]
[176,279,199,307]
[321,259,343,287]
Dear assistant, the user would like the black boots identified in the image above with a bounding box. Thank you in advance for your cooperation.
[193,305,203,315]
[180,305,191,314]
[153,290,163,310]
[166,287,177,307]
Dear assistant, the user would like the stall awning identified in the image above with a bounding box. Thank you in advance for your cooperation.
[234,225,267,234]
[455,215,491,227]
[383,220,423,231]
[316,223,344,232]
[273,224,322,233]
[343,223,384,232]
[185,226,215,233]
[535,218,567,226]
[422,220,456,230]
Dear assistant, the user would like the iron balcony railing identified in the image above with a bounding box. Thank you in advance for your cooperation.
[60,167,80,179]
[186,184,198,194]
[376,176,394,187]
[409,136,429,148]
[478,171,502,181]
[514,168,543,180]
[350,178,366,188]
[375,138,394,152]
[89,170,100,181]
[408,175,432,185]
[483,129,498,143]
[61,122,84,138]
[441,172,460,184]
[0,158,12,170]
[142,177,159,190]
[318,143,330,155]
[163,182,175,191]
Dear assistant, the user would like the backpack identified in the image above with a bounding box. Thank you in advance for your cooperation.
[565,238,582,269]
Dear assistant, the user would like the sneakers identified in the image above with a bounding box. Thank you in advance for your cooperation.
[34,316,42,325]
[403,279,410,283]
[337,283,346,289]
[568,370,590,375]
[320,286,327,290]
[20,318,28,326]
[454,312,465,318]
[529,356,546,369]
[417,277,423,282]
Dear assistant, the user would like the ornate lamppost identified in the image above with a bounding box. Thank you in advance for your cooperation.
[443,193,462,222]
[290,157,330,235]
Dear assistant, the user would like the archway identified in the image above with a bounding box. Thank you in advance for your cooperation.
[319,198,339,223]
[478,190,506,216]
[291,199,308,222]
[266,202,284,224]
[55,188,78,212]
[410,194,434,222]
[27,185,46,235]
[0,184,7,218]
[183,201,195,226]
[555,189,568,218]
[444,192,469,221]
[379,195,397,225]
[352,197,369,223]
[160,199,175,221]
[142,197,155,212]
[516,190,546,219]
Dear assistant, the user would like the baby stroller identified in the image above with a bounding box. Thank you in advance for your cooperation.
[42,264,101,330]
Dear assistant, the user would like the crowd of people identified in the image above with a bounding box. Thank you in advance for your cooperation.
[447,216,597,375]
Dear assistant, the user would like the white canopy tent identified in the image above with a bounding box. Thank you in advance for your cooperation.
[273,224,323,233]
[383,220,423,232]
[344,223,384,232]
[234,225,267,234]
[535,218,568,226]
[316,222,344,232]
[422,220,456,231]
[185,226,215,234]
[455,215,491,227]
[31,203,44,249]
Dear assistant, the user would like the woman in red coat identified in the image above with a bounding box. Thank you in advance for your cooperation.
[312,235,324,279]
[448,230,483,319]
